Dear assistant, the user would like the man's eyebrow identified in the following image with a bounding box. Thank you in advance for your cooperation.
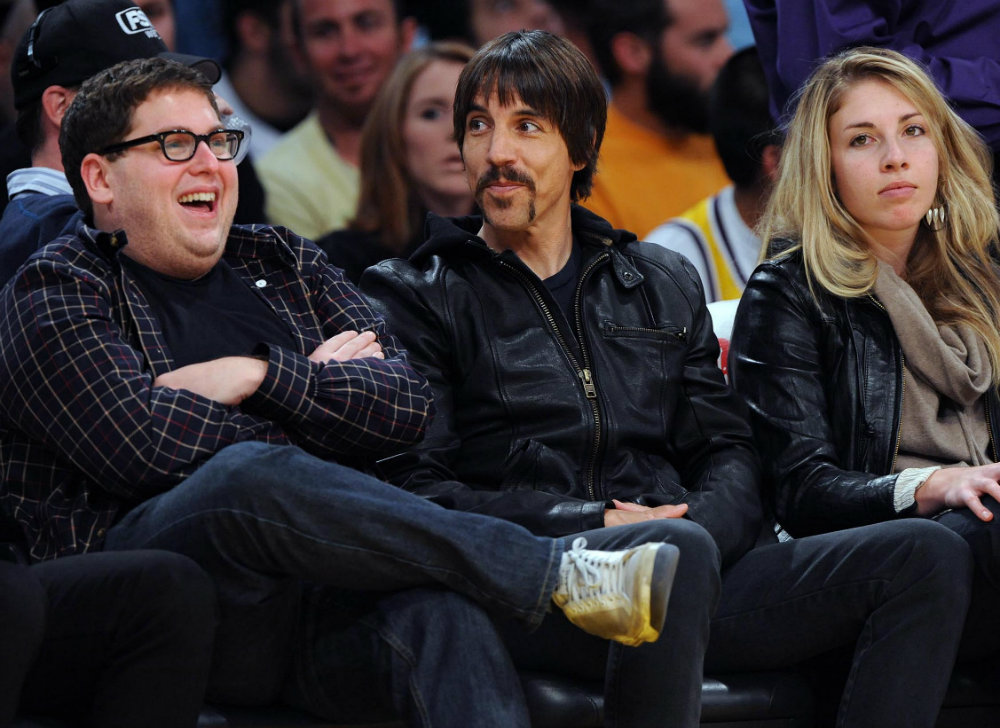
[466,104,546,118]
[515,107,544,118]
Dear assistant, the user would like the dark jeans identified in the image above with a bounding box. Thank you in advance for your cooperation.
[499,519,721,728]
[706,519,972,728]
[283,586,529,727]
[104,442,570,727]
[0,551,216,728]
[935,495,1000,660]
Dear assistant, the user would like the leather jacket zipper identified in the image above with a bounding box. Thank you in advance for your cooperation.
[891,352,904,473]
[495,251,609,501]
[868,294,904,473]
[573,253,610,501]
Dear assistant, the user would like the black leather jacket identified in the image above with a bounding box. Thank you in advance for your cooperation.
[729,251,1000,538]
[361,206,762,568]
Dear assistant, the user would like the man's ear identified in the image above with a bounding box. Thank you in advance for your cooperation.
[610,31,653,76]
[80,153,114,207]
[40,85,76,127]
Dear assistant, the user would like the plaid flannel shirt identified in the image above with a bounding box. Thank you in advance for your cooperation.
[0,221,433,562]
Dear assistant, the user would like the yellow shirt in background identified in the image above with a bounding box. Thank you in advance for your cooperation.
[585,103,729,239]
[257,112,360,241]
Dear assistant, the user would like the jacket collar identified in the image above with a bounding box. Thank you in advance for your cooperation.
[74,219,299,268]
[412,204,643,288]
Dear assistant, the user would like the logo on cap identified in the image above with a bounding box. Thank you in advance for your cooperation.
[115,7,158,38]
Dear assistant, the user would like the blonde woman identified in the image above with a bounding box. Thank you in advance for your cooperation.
[731,46,1000,658]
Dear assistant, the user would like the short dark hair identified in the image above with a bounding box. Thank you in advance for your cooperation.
[60,57,219,218]
[586,0,669,87]
[708,46,778,188]
[453,30,607,202]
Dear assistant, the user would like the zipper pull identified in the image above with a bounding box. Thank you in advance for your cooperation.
[580,368,597,399]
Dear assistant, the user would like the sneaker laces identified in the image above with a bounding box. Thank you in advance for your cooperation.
[559,537,626,601]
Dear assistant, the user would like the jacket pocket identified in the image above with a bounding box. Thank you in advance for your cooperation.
[499,438,579,497]
[601,320,688,343]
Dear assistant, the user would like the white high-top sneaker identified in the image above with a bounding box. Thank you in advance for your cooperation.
[551,537,680,646]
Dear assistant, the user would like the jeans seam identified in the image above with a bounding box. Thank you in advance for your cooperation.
[528,539,564,628]
[368,614,431,728]
[837,617,871,728]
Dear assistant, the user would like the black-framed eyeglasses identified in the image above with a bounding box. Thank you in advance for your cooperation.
[99,129,246,162]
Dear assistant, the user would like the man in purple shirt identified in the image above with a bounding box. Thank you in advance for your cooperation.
[745,0,1000,152]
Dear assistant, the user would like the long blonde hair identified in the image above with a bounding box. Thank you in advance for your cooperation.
[762,46,1000,382]
[350,42,475,253]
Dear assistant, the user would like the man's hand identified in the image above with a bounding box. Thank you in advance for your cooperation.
[308,330,384,364]
[915,464,1000,521]
[604,499,689,527]
[153,356,268,405]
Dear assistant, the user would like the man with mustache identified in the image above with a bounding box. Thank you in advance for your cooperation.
[362,29,975,727]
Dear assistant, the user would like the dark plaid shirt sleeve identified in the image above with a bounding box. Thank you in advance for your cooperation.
[0,241,282,505]
[238,228,433,460]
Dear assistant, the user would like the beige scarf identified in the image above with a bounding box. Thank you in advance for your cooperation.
[872,261,992,471]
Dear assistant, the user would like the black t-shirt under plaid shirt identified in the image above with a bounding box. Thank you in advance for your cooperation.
[121,255,299,367]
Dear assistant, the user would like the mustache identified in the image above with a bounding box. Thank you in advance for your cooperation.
[475,166,536,194]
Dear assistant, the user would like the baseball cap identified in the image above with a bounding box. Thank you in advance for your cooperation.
[13,0,221,110]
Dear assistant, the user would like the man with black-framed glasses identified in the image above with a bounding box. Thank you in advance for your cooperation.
[0,0,221,285]
[0,54,684,725]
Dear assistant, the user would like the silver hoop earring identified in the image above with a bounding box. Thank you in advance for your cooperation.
[924,205,946,231]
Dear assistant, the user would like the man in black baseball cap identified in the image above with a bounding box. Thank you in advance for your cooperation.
[12,0,219,110]
[0,0,221,282]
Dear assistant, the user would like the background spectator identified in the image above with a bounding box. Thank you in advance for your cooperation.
[256,0,416,240]
[216,0,312,158]
[647,46,779,302]
[137,0,175,49]
[0,0,36,217]
[318,41,475,282]
[743,0,1000,146]
[584,0,734,238]
[416,0,564,47]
